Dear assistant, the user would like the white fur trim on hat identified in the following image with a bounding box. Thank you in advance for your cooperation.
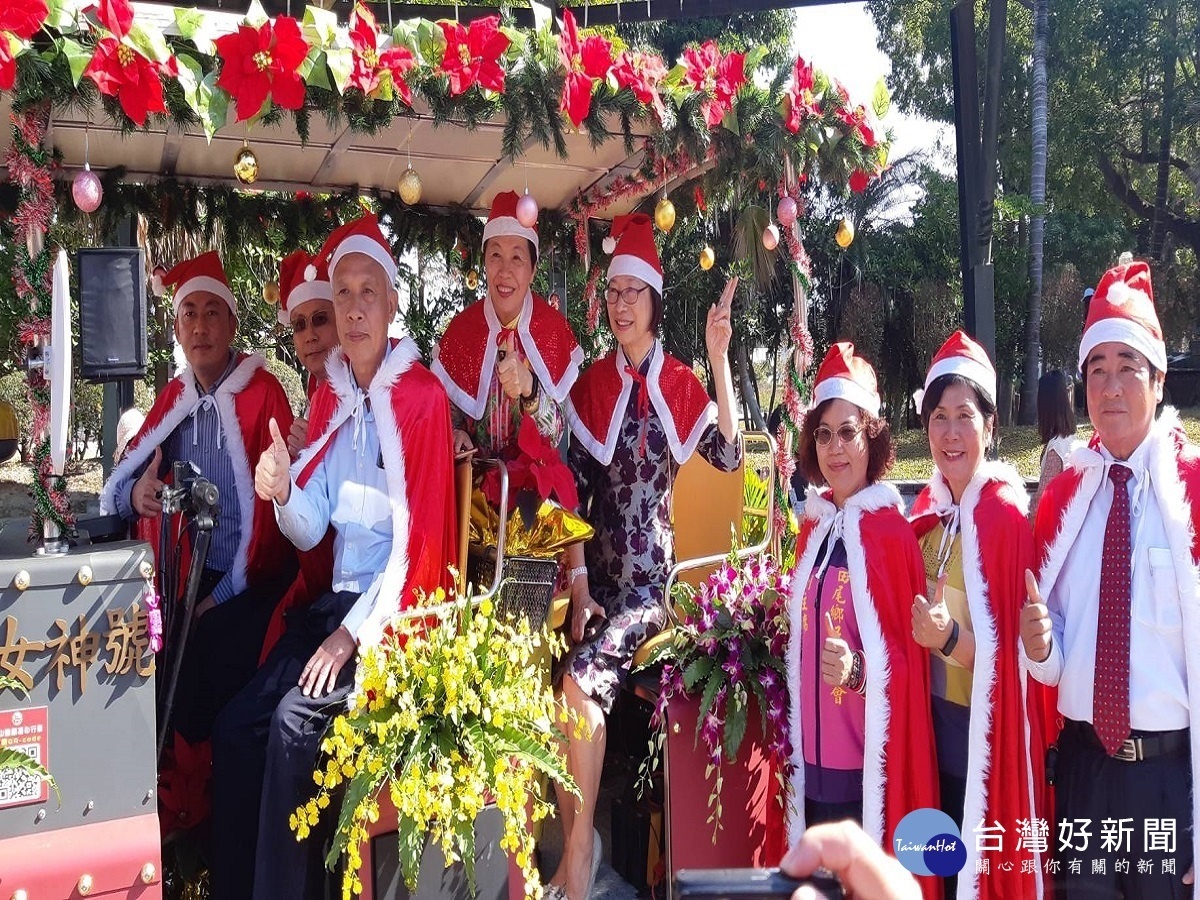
[330,234,399,284]
[1078,317,1167,373]
[606,255,663,295]
[813,376,881,418]
[279,282,334,326]
[482,215,539,253]
[925,356,997,406]
[173,275,237,316]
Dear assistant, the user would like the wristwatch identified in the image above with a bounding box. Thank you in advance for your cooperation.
[520,375,540,410]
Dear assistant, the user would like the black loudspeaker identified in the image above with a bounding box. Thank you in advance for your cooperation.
[78,247,148,382]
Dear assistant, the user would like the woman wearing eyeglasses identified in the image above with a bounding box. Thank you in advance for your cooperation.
[786,342,939,900]
[552,213,741,900]
[432,191,582,457]
[276,249,339,459]
[908,332,1046,899]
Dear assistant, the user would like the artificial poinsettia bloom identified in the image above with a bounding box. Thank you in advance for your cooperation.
[557,9,612,127]
[215,16,309,122]
[848,168,871,193]
[837,103,877,148]
[610,49,668,121]
[784,56,821,133]
[1,0,48,40]
[437,15,509,96]
[0,39,21,91]
[84,36,175,125]
[348,4,415,103]
[94,0,132,37]
[682,40,746,128]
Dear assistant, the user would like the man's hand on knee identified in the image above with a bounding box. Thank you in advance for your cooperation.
[299,626,356,698]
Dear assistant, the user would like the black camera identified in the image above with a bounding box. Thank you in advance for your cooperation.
[161,460,220,524]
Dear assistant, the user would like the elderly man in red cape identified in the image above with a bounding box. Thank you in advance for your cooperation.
[209,214,457,900]
[432,189,582,457]
[98,250,295,747]
[1022,259,1200,899]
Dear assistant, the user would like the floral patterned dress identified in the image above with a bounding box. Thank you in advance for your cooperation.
[561,352,742,713]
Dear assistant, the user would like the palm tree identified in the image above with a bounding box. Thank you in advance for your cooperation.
[1019,0,1049,425]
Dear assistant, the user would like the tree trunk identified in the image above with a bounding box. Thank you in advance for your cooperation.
[1151,0,1179,261]
[1019,0,1049,425]
[734,336,767,431]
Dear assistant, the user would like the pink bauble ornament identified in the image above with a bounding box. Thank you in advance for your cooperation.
[516,192,539,228]
[72,165,103,213]
[762,224,780,251]
[777,196,798,227]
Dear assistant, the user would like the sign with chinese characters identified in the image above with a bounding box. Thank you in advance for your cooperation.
[0,705,49,810]
[0,605,155,695]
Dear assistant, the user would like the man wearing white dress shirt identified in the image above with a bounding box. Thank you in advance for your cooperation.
[210,214,457,900]
[1021,259,1200,898]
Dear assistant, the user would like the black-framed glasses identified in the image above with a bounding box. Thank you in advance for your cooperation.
[813,424,865,447]
[605,285,649,307]
[292,309,331,334]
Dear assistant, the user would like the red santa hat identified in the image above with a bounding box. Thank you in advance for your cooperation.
[317,212,398,285]
[924,329,997,406]
[481,190,539,258]
[812,341,880,417]
[1078,259,1165,372]
[277,249,333,326]
[163,250,237,317]
[605,213,663,295]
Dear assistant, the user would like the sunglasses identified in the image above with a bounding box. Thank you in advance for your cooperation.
[292,310,331,334]
[813,424,865,447]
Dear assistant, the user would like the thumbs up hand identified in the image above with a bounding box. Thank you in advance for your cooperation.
[131,446,165,518]
[1019,569,1053,663]
[911,575,952,650]
[495,332,532,402]
[821,610,855,687]
[255,417,292,505]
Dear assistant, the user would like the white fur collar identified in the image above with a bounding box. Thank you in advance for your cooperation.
[803,480,902,522]
[924,458,1030,518]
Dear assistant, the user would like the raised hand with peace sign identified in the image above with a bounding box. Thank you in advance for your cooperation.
[705,276,737,363]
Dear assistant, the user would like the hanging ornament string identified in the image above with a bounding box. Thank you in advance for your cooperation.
[6,104,74,541]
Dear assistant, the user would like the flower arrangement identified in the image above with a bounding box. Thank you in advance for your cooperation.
[644,551,791,836]
[292,584,578,899]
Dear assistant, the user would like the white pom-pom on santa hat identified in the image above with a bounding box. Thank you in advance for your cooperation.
[602,235,616,254]
[304,263,317,282]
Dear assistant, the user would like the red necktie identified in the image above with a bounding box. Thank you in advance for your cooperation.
[1093,463,1133,756]
[624,365,650,458]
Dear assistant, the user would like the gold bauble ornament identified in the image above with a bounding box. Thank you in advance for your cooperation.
[466,269,479,290]
[654,197,676,233]
[263,281,280,305]
[699,246,715,270]
[233,143,259,185]
[397,167,422,205]
[836,218,855,249]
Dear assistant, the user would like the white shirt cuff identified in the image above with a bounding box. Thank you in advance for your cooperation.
[1021,637,1062,686]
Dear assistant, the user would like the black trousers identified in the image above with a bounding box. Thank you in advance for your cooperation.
[172,569,292,744]
[1054,720,1194,900]
[210,590,359,900]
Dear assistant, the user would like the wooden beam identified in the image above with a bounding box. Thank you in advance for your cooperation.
[159,123,185,176]
[309,124,355,186]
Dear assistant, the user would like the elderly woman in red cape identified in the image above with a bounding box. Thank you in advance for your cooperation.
[908,331,1047,900]
[553,214,741,900]
[786,342,940,900]
[432,190,583,457]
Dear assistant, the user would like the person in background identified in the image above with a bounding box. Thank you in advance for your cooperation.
[113,406,146,464]
[1022,260,1200,898]
[1031,369,1080,517]
[276,249,339,459]
[785,342,939,900]
[909,331,1046,899]
[432,190,582,458]
[556,213,742,900]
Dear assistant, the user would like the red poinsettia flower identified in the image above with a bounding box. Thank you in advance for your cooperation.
[437,15,509,96]
[215,16,309,122]
[784,56,821,133]
[0,0,49,90]
[94,0,132,37]
[837,103,877,148]
[348,4,415,103]
[556,9,612,127]
[610,49,668,121]
[848,168,871,193]
[682,40,747,128]
[84,36,174,124]
[157,732,212,835]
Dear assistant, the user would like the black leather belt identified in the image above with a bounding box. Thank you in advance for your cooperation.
[1063,719,1190,762]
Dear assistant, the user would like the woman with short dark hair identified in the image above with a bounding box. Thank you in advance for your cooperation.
[786,342,939,900]
[1032,369,1080,515]
[909,331,1047,898]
